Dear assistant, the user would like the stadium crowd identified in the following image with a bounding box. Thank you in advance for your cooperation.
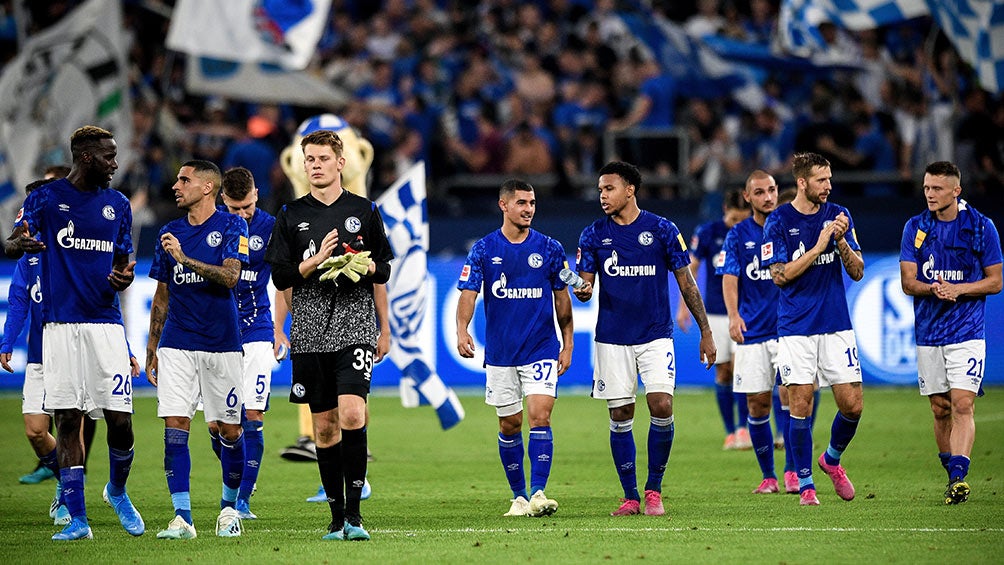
[1,0,1002,224]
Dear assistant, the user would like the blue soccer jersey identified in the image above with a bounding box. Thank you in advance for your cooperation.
[577,210,691,345]
[761,202,860,337]
[690,219,729,315]
[149,210,248,353]
[457,229,567,366]
[900,202,1003,346]
[1,255,44,363]
[234,207,276,344]
[17,178,132,324]
[716,217,778,344]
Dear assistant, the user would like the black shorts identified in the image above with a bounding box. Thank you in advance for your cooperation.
[290,345,374,413]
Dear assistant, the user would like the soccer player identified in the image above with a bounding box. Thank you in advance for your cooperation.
[219,167,277,520]
[4,126,142,540]
[456,179,573,518]
[679,189,751,450]
[2,179,68,523]
[265,129,393,541]
[573,161,716,517]
[899,161,1002,504]
[147,160,249,539]
[718,171,795,494]
[762,152,864,506]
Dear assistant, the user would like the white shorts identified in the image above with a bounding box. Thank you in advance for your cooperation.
[242,341,276,412]
[156,348,244,424]
[916,340,985,395]
[485,359,558,409]
[592,338,676,400]
[733,340,778,394]
[777,330,861,387]
[708,314,735,364]
[42,323,133,416]
[22,363,50,415]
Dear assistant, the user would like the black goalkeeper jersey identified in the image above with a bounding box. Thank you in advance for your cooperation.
[265,190,393,354]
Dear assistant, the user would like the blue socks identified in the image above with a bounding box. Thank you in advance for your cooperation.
[239,420,264,503]
[610,419,639,501]
[748,415,775,479]
[60,466,87,521]
[715,383,736,434]
[949,455,970,483]
[939,452,951,478]
[790,416,814,491]
[40,448,59,476]
[219,433,245,508]
[644,416,674,493]
[498,432,527,499]
[823,412,860,466]
[107,447,134,496]
[527,427,553,495]
[164,428,192,523]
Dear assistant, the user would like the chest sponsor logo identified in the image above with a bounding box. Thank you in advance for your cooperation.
[173,263,205,285]
[791,241,835,266]
[302,239,317,260]
[602,250,656,278]
[491,272,543,299]
[102,205,115,220]
[528,253,543,268]
[745,255,771,281]
[31,276,42,303]
[921,254,964,282]
[57,221,113,252]
[249,235,264,251]
[240,270,258,282]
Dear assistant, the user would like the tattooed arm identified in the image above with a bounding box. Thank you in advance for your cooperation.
[673,265,717,368]
[769,221,838,286]
[836,237,864,281]
[146,282,169,386]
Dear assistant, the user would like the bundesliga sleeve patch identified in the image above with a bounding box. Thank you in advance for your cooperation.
[14,207,23,224]
[238,235,249,256]
[459,264,471,282]
[761,242,773,261]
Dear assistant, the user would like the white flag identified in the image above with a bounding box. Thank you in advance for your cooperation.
[186,57,348,106]
[0,0,133,227]
[376,162,465,430]
[167,0,332,70]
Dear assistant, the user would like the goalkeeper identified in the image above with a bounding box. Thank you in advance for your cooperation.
[265,129,393,541]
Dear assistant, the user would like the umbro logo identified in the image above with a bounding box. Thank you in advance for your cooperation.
[59,203,70,212]
[601,238,613,245]
[788,228,800,236]
[491,256,502,264]
[745,241,755,249]
[297,222,310,232]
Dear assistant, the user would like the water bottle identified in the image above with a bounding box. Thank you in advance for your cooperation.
[559,268,587,290]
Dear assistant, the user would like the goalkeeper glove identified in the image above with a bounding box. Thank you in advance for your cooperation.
[318,253,352,283]
[340,251,372,283]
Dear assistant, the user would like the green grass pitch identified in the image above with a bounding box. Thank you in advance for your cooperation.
[0,387,1001,564]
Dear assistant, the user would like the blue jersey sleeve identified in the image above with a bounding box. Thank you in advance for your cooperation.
[149,227,170,283]
[899,217,919,263]
[981,218,1003,267]
[1,258,29,353]
[547,237,568,291]
[457,239,485,292]
[577,224,598,274]
[841,206,861,252]
[761,210,786,267]
[16,189,44,237]
[717,226,741,277]
[691,222,711,259]
[114,199,134,256]
[660,218,691,272]
[224,215,250,264]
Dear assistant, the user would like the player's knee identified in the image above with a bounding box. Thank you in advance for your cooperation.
[24,423,48,444]
[219,423,242,442]
[607,398,635,420]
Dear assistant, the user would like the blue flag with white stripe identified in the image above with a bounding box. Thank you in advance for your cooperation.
[780,0,1004,93]
[376,161,465,430]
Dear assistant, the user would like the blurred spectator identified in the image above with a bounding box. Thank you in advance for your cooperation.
[685,0,724,39]
[504,122,554,176]
[222,114,279,211]
[446,106,506,174]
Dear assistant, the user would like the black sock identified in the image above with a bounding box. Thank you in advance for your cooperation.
[341,427,368,524]
[315,444,344,526]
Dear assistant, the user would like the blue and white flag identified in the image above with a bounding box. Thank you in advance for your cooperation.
[167,0,332,70]
[186,57,349,106]
[376,161,465,430]
[779,0,1004,93]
